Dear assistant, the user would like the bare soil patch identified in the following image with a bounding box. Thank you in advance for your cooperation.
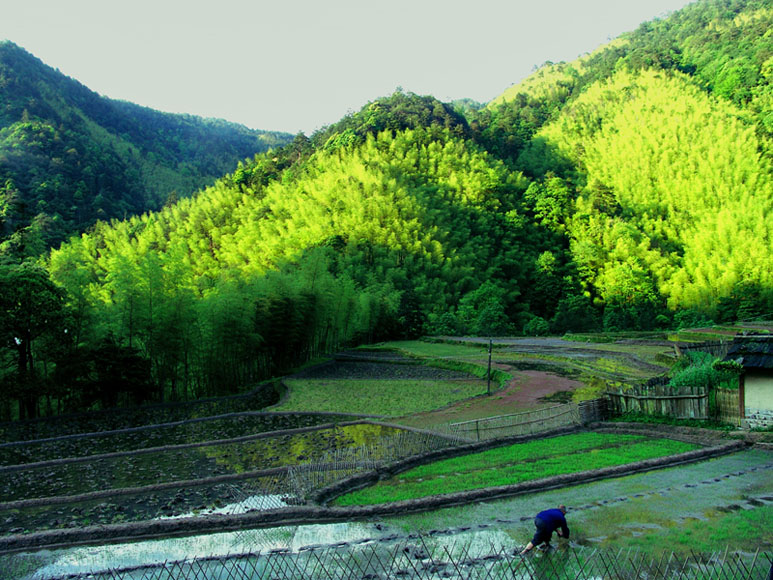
[398,367,584,428]
[495,369,583,406]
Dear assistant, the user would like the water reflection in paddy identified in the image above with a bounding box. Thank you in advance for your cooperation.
[12,449,773,579]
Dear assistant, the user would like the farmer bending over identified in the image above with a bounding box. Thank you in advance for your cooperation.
[520,505,569,554]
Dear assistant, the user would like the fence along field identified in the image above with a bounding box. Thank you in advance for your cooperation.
[448,403,581,441]
[22,541,773,580]
[605,382,742,425]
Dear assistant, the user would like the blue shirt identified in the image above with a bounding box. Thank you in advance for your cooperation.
[536,508,569,538]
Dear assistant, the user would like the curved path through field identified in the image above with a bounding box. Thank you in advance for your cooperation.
[397,368,585,429]
[397,336,671,429]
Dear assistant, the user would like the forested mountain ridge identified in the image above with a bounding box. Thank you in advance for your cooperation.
[479,0,771,164]
[0,41,292,258]
[2,0,771,419]
[519,69,772,321]
[493,0,773,329]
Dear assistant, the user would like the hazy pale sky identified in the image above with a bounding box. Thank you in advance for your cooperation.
[2,0,694,135]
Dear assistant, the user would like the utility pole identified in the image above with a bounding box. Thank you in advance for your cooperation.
[487,339,492,396]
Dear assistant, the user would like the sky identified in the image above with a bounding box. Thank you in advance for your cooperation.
[1,0,695,135]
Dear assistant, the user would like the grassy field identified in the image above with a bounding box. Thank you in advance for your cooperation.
[276,378,490,416]
[333,432,700,505]
[613,504,773,554]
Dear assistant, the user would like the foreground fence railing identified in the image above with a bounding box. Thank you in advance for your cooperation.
[29,541,772,580]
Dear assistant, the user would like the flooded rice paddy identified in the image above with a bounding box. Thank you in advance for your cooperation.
[11,448,772,579]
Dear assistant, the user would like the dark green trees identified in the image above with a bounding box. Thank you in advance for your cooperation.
[0,1,768,421]
[0,41,292,256]
[0,263,66,418]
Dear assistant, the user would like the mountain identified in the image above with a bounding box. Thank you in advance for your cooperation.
[0,41,292,258]
[479,0,771,164]
[2,0,768,417]
[482,0,773,328]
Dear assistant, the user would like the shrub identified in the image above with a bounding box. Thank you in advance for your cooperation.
[669,351,737,390]
[673,309,714,330]
[523,316,550,336]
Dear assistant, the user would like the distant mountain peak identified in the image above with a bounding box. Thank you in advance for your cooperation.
[0,43,292,258]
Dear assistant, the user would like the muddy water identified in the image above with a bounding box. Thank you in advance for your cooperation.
[12,449,773,579]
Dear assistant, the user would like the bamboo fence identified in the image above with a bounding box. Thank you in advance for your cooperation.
[715,387,742,427]
[28,542,771,580]
[606,385,709,419]
[448,404,581,442]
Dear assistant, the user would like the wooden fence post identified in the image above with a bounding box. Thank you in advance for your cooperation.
[487,339,492,396]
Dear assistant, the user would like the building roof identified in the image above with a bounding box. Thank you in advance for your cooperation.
[725,335,773,369]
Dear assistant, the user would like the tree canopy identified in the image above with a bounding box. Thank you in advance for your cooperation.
[0,0,770,419]
[0,41,292,257]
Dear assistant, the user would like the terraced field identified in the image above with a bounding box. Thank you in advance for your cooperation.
[1,336,771,579]
[332,432,701,505]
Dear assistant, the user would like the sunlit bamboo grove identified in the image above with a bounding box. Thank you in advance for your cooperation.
[0,0,771,419]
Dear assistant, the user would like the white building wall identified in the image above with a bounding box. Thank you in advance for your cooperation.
[744,370,773,429]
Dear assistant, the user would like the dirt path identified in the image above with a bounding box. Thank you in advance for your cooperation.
[494,369,583,406]
[397,366,585,428]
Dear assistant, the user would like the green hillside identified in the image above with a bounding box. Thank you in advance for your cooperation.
[1,0,770,419]
[519,69,772,321]
[479,0,771,162]
[475,0,772,328]
[0,41,291,258]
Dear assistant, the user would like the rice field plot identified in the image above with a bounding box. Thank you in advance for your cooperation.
[0,412,355,465]
[357,341,491,360]
[333,432,701,505]
[278,378,488,417]
[293,360,480,381]
[0,472,295,534]
[386,448,773,556]
[429,336,672,382]
[11,450,768,577]
[278,360,489,417]
[0,423,459,535]
[0,423,410,502]
[0,385,278,443]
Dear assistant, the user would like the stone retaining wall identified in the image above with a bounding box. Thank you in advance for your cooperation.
[745,407,773,429]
